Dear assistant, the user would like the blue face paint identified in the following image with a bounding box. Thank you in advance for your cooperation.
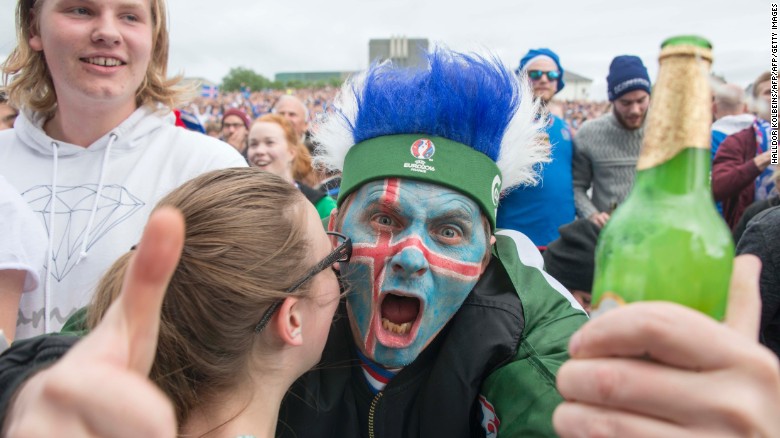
[339,178,489,367]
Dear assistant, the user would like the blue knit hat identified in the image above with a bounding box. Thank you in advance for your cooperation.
[517,48,565,93]
[607,55,651,101]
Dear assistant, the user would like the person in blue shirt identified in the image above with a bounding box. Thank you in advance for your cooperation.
[497,48,575,250]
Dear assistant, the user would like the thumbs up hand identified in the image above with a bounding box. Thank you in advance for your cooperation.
[3,207,184,437]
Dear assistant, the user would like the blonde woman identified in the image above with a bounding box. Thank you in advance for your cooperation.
[247,114,336,219]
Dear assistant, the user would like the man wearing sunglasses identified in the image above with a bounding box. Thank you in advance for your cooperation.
[497,48,575,250]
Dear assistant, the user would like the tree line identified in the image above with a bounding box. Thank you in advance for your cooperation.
[220,67,344,91]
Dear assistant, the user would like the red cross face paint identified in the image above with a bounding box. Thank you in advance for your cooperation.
[339,178,490,367]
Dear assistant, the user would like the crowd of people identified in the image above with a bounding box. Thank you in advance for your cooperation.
[176,90,609,141]
[179,88,341,136]
[0,0,778,437]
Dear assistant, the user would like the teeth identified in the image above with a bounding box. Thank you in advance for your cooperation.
[381,318,412,335]
[86,57,122,67]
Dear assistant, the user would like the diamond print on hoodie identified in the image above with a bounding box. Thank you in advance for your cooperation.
[23,184,145,281]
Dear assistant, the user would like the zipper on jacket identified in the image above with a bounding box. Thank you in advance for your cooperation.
[368,391,384,438]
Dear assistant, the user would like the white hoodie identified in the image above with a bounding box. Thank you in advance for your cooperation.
[0,106,247,339]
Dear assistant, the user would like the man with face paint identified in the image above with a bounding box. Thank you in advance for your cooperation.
[273,48,589,437]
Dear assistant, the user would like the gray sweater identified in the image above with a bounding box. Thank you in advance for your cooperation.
[572,111,645,218]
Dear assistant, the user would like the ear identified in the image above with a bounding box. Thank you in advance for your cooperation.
[28,9,43,52]
[288,142,298,162]
[480,234,497,275]
[274,297,304,347]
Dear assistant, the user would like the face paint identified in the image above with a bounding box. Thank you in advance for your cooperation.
[340,178,489,367]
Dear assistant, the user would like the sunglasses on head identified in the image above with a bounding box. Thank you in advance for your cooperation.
[527,70,561,81]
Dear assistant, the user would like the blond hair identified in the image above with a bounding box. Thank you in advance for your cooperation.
[87,168,315,425]
[2,0,184,118]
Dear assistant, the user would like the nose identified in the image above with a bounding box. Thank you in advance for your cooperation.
[391,245,429,278]
[92,15,121,46]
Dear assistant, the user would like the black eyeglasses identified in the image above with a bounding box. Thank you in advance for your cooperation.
[527,70,561,81]
[254,231,352,333]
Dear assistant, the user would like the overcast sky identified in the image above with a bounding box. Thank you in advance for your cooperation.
[0,0,770,99]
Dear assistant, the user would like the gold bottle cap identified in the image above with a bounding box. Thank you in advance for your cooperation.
[637,42,713,170]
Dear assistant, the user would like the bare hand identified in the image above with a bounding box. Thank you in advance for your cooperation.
[553,255,780,437]
[754,151,772,172]
[4,208,185,437]
[227,129,247,152]
[588,211,611,228]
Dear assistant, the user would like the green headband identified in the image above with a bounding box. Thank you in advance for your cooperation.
[338,134,502,229]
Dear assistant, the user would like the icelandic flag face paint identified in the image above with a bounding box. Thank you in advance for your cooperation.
[340,178,489,367]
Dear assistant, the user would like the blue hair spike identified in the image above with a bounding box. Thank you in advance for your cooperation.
[314,46,549,190]
[350,49,520,162]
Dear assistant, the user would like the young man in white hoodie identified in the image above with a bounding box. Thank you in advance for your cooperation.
[0,0,247,339]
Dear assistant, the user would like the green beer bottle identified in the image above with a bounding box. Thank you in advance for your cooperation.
[591,36,734,320]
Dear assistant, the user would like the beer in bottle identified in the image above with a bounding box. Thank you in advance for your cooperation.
[591,35,734,320]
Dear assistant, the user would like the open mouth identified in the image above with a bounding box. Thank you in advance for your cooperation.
[375,292,423,348]
[81,57,125,67]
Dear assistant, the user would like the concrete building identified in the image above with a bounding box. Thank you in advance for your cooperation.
[274,71,354,83]
[369,37,429,68]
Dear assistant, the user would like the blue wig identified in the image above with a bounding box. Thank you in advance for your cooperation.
[315,47,550,190]
[350,50,519,161]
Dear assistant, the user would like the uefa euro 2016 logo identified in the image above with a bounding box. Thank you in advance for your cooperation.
[410,138,435,160]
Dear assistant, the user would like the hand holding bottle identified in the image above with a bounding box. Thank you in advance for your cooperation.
[554,255,780,437]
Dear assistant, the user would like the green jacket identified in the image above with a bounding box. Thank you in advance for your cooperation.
[482,230,587,436]
[276,229,587,437]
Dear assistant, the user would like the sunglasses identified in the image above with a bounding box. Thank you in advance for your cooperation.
[254,231,352,333]
[527,70,561,81]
